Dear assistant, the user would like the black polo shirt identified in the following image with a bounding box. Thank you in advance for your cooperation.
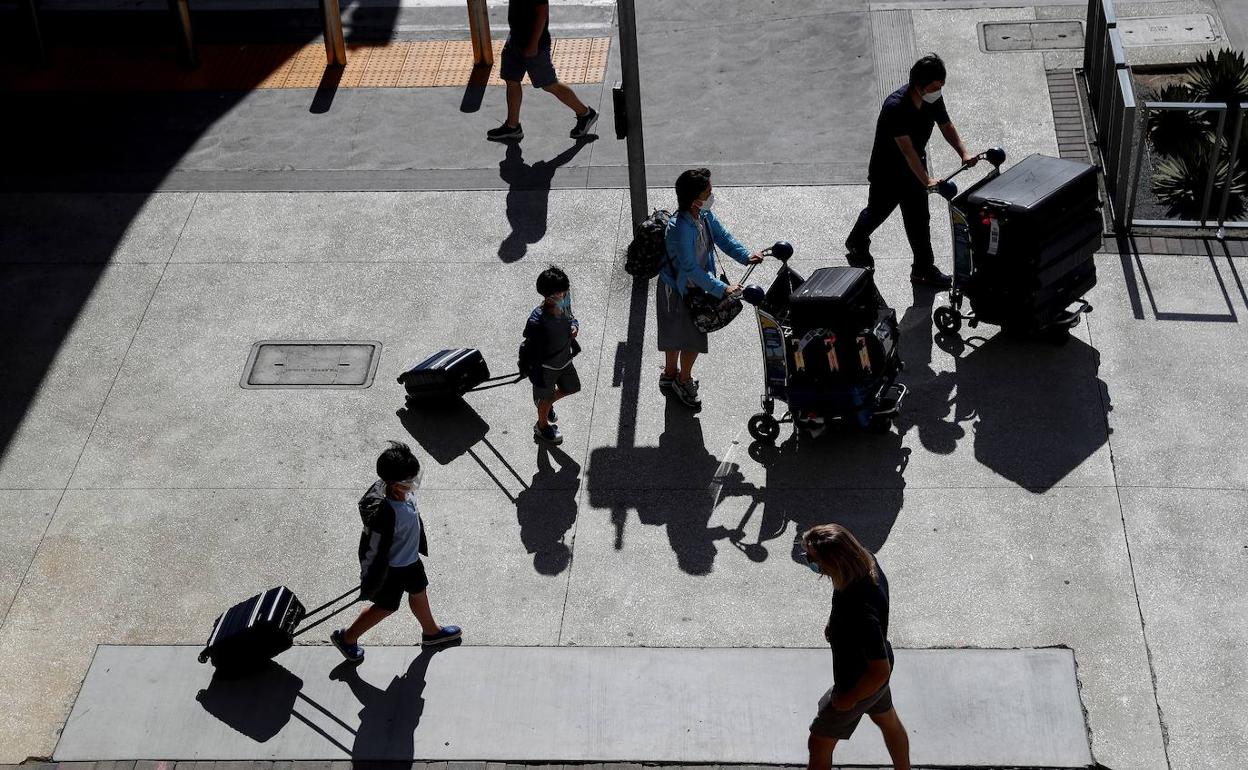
[868,85,951,184]
[825,556,894,692]
[508,0,551,49]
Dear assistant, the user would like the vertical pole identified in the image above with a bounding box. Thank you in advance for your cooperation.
[321,0,347,67]
[1200,109,1226,226]
[20,0,49,69]
[1216,105,1244,230]
[1126,101,1149,227]
[169,0,198,69]
[617,0,648,226]
[467,0,494,67]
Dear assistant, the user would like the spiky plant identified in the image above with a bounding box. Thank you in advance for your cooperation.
[1147,84,1208,157]
[1152,147,1247,220]
[1185,48,1248,104]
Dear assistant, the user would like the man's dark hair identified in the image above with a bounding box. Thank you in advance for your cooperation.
[377,440,420,483]
[536,265,570,297]
[675,168,712,213]
[909,53,946,89]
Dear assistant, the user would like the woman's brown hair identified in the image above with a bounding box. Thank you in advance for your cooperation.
[802,524,878,588]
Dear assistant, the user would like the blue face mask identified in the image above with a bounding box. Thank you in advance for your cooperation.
[557,294,572,312]
[806,560,821,574]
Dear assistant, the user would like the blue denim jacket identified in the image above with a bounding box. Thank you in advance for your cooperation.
[660,209,753,298]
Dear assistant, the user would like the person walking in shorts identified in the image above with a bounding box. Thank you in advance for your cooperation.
[486,0,599,142]
[657,168,762,409]
[519,266,581,445]
[331,442,461,662]
[802,524,911,770]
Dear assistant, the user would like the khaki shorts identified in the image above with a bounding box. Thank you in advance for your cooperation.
[809,683,893,740]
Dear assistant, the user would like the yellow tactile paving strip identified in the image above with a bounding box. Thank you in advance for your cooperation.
[0,37,610,92]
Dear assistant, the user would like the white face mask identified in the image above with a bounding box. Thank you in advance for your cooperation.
[698,192,715,212]
[922,88,943,104]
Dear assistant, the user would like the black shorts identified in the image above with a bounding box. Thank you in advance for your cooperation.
[372,560,429,612]
[532,363,581,401]
[500,42,558,88]
[809,683,893,740]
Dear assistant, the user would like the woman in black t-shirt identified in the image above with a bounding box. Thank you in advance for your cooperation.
[802,524,911,770]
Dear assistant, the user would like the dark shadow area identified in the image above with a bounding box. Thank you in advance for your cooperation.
[1134,249,1238,323]
[459,63,491,113]
[515,444,581,575]
[894,285,963,455]
[1114,233,1147,320]
[0,1,399,475]
[933,330,1112,491]
[498,137,594,263]
[398,399,581,575]
[310,64,344,114]
[195,646,457,759]
[397,398,528,502]
[736,431,909,563]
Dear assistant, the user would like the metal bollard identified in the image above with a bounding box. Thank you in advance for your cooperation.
[467,0,493,67]
[321,0,347,66]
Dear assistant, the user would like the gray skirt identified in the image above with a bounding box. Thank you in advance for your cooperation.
[655,280,708,353]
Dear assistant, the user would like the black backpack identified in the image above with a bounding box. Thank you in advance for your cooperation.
[624,209,673,278]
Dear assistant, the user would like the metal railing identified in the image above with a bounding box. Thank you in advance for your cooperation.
[1128,102,1248,231]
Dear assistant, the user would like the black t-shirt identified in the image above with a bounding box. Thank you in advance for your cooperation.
[825,556,893,692]
[508,0,551,50]
[868,85,951,184]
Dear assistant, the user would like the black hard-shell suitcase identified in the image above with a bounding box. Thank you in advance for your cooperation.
[789,267,885,333]
[199,586,305,674]
[398,348,490,402]
[963,154,1100,242]
[792,307,898,382]
[199,584,359,675]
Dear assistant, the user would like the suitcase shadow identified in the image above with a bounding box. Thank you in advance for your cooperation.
[398,398,581,576]
[196,646,460,758]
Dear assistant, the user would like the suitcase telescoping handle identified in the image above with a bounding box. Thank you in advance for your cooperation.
[467,371,526,393]
[292,584,363,638]
[931,147,1007,200]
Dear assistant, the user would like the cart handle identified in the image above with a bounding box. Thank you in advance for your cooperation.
[929,147,1007,199]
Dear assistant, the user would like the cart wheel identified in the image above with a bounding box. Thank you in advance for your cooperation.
[198,652,209,664]
[933,306,962,334]
[748,413,781,442]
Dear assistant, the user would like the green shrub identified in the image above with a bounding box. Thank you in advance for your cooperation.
[1152,147,1247,220]
[1147,84,1208,157]
[1185,48,1248,104]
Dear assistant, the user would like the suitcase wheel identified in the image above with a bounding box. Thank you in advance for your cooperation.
[748,413,781,443]
[933,306,962,335]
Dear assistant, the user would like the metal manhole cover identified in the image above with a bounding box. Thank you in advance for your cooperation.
[241,341,382,389]
[1118,15,1219,47]
[982,21,1084,52]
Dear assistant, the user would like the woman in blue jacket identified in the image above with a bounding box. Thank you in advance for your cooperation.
[658,168,762,408]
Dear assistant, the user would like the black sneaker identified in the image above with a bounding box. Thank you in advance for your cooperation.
[845,247,875,269]
[330,629,365,663]
[570,107,599,138]
[911,266,952,289]
[534,422,564,445]
[547,406,558,424]
[421,625,462,647]
[487,122,523,142]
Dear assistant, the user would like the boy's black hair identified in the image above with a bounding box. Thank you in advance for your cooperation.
[909,53,946,89]
[536,265,570,297]
[675,168,712,213]
[377,440,420,483]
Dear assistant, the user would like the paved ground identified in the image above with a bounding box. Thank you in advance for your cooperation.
[1,0,1247,768]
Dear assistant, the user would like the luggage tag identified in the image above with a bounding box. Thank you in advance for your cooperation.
[795,329,824,372]
[856,336,873,374]
[986,213,1001,256]
[826,333,840,373]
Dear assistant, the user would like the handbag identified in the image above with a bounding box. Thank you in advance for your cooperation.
[685,272,743,333]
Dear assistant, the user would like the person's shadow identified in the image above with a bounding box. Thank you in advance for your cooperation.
[895,285,963,454]
[515,444,581,575]
[498,137,594,263]
[587,399,744,576]
[329,644,457,760]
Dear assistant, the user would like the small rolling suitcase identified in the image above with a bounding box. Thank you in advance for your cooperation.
[399,348,491,402]
[398,347,522,405]
[199,585,358,675]
[789,267,885,334]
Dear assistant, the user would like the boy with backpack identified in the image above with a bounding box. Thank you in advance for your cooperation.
[331,441,461,662]
[518,266,581,445]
